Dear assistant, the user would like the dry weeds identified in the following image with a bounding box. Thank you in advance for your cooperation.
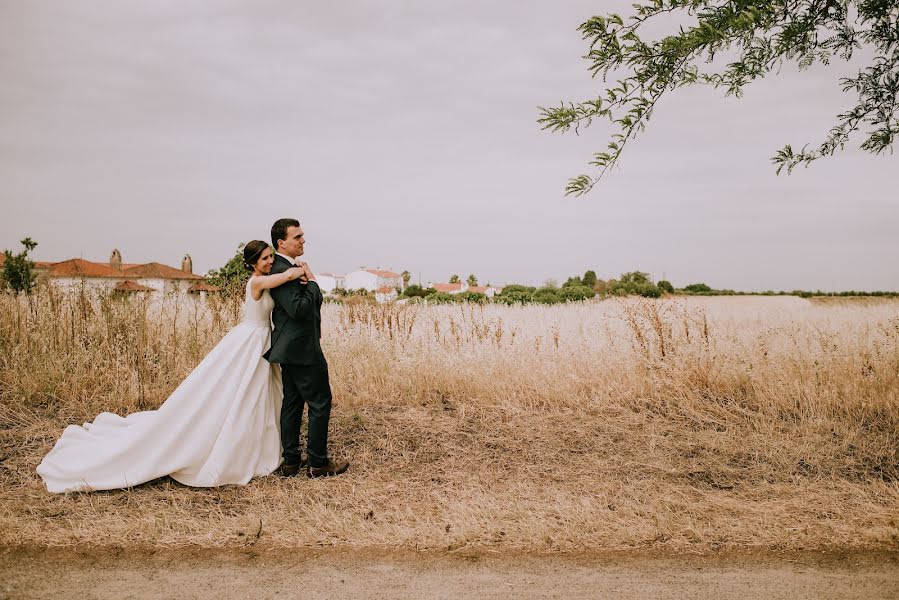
[0,288,897,552]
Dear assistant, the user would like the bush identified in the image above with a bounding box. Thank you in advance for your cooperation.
[425,291,456,304]
[559,285,596,302]
[657,280,674,294]
[619,271,652,285]
[593,279,612,295]
[499,284,536,295]
[635,283,662,298]
[493,290,532,305]
[458,291,488,304]
[609,278,661,298]
[403,284,434,298]
[207,244,250,297]
[493,284,535,305]
[336,288,373,297]
[684,283,712,293]
[532,287,562,305]
[2,237,38,294]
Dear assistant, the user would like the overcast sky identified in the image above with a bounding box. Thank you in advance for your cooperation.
[1,0,896,290]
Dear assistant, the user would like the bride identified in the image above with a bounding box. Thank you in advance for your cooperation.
[37,241,306,493]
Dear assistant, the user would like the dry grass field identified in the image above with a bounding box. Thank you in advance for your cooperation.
[0,289,897,552]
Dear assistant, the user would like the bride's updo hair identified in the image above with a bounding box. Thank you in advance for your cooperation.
[243,240,269,271]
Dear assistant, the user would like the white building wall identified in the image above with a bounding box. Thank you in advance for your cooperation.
[135,278,194,295]
[316,274,338,294]
[48,276,196,300]
[50,278,121,293]
[344,270,379,292]
[379,275,403,290]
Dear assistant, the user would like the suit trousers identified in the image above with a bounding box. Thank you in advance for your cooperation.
[280,361,332,468]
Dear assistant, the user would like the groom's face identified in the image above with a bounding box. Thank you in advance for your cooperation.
[279,225,305,258]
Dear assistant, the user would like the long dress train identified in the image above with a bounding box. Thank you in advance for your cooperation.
[37,278,282,493]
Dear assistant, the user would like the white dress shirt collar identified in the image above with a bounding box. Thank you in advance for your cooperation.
[275,252,297,266]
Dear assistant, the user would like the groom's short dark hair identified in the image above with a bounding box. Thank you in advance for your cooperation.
[271,218,300,250]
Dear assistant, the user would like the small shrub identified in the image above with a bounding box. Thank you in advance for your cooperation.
[559,285,596,302]
[403,284,433,298]
[425,291,456,304]
[458,291,488,304]
[532,287,562,305]
[2,237,39,294]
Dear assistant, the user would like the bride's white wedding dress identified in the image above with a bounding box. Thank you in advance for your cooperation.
[37,278,283,493]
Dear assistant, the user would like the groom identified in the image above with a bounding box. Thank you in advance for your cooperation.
[265,218,349,478]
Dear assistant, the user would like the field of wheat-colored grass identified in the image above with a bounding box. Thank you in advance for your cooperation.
[0,288,897,552]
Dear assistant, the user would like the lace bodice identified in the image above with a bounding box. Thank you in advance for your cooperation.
[243,277,274,327]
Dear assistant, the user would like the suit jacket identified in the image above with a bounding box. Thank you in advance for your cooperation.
[264,254,326,365]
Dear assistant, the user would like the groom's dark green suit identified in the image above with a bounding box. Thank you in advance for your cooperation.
[263,253,331,468]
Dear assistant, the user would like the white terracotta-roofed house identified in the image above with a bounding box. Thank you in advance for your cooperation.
[375,285,398,303]
[429,282,468,295]
[40,258,134,293]
[344,267,403,293]
[467,285,499,299]
[121,261,204,296]
[22,249,213,300]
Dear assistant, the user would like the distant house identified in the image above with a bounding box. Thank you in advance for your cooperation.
[375,285,398,303]
[429,282,468,295]
[36,258,128,292]
[467,285,499,299]
[344,268,403,292]
[8,249,218,298]
[316,272,345,294]
[119,261,206,295]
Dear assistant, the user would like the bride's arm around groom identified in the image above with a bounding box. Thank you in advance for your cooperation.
[267,259,321,322]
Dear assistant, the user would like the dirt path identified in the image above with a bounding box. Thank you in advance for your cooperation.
[2,548,897,599]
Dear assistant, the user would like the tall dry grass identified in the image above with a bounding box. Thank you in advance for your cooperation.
[0,288,897,551]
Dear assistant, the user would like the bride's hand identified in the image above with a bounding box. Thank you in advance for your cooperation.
[286,267,306,281]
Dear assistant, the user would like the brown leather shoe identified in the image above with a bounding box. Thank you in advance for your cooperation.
[277,458,306,477]
[307,459,349,478]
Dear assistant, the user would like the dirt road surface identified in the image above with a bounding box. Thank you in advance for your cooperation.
[2,548,897,599]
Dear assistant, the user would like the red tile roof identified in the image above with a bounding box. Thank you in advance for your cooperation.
[114,280,155,292]
[1,253,209,284]
[376,286,396,294]
[366,269,402,278]
[431,283,463,293]
[469,286,488,293]
[122,262,203,280]
[188,282,222,293]
[45,259,125,278]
